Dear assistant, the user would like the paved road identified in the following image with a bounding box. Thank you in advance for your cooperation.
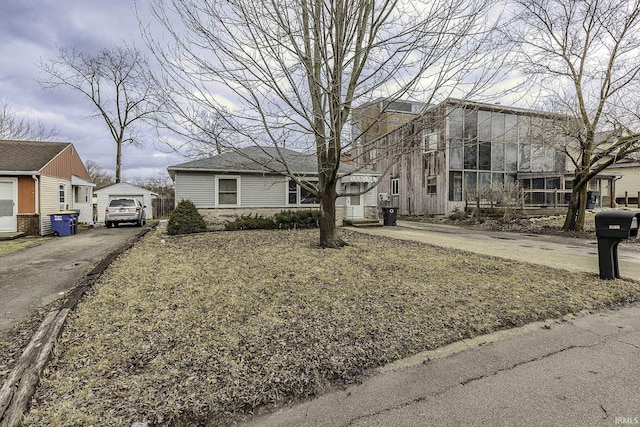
[249,304,640,427]
[0,225,144,331]
[245,221,640,427]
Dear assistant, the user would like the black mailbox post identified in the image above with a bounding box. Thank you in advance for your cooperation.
[594,210,640,279]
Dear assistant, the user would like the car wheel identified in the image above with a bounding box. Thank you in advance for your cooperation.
[136,219,142,227]
[106,222,112,228]
[114,223,119,227]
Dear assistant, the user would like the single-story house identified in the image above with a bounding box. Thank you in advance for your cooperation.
[167,146,381,228]
[94,182,157,223]
[0,139,95,235]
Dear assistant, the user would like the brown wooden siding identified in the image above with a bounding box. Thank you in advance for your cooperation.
[17,176,36,214]
[41,145,91,181]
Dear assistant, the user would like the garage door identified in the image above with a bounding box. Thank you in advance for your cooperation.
[0,179,17,232]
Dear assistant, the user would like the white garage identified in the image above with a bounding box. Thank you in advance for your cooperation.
[94,183,157,223]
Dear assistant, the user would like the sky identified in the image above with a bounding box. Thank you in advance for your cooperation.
[0,0,183,182]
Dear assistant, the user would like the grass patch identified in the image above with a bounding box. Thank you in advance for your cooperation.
[0,237,45,257]
[26,229,639,425]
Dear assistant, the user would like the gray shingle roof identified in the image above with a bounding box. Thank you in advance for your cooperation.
[168,146,378,176]
[0,140,71,172]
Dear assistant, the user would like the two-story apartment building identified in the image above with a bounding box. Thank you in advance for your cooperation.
[361,99,616,216]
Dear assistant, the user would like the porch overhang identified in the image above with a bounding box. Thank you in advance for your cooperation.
[71,175,96,187]
[339,174,379,184]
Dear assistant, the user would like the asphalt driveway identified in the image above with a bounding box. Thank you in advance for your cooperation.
[0,225,146,331]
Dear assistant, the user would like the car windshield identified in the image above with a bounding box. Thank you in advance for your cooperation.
[110,199,136,207]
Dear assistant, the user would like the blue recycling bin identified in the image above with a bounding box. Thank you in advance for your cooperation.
[49,211,77,237]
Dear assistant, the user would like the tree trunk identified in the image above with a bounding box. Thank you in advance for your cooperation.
[318,185,346,248]
[562,183,588,231]
[115,139,122,184]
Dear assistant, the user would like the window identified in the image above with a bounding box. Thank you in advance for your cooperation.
[427,177,437,194]
[216,177,239,206]
[449,172,462,201]
[423,132,437,153]
[288,179,319,205]
[391,177,399,195]
[59,183,66,210]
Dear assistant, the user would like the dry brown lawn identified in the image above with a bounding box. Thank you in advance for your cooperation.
[24,228,640,426]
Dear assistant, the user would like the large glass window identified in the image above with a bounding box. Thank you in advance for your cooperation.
[464,139,477,169]
[449,172,462,201]
[531,143,545,172]
[505,114,518,142]
[449,108,464,139]
[479,141,491,170]
[491,112,505,142]
[505,142,518,172]
[478,110,491,140]
[464,109,478,139]
[464,171,477,197]
[449,139,463,169]
[520,143,531,171]
[491,141,504,171]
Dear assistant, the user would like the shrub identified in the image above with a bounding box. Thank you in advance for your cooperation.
[167,199,207,236]
[449,210,468,221]
[274,209,320,229]
[224,214,276,231]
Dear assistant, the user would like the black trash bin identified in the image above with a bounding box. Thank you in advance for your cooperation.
[586,190,599,209]
[382,207,397,226]
[594,210,640,279]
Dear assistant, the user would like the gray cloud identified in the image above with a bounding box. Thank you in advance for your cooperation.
[0,0,180,180]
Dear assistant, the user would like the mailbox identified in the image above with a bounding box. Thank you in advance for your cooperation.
[594,210,640,279]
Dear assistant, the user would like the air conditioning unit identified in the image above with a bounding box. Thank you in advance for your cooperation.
[379,193,390,202]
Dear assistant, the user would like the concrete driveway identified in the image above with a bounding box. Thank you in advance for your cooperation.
[352,220,640,279]
[0,225,146,331]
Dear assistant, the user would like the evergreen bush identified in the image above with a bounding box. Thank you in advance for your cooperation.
[224,214,276,231]
[167,199,207,235]
[274,209,320,229]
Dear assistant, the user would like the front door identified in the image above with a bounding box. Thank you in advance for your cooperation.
[0,179,17,232]
[347,182,364,218]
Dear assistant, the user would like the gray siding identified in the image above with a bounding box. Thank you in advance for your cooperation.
[240,175,286,207]
[175,172,215,208]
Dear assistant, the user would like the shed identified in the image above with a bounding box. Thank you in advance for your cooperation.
[94,183,157,223]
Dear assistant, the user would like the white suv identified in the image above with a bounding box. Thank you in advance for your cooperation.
[105,198,146,228]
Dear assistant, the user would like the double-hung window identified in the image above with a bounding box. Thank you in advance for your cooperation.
[216,176,240,206]
[423,132,437,153]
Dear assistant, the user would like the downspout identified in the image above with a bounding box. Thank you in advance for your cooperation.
[32,175,39,214]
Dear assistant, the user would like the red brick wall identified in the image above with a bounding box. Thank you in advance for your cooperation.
[17,214,40,236]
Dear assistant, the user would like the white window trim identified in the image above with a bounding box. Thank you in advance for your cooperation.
[215,175,241,207]
[423,132,437,153]
[59,182,67,211]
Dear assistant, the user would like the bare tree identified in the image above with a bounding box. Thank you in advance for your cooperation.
[39,46,156,183]
[146,0,503,247]
[507,0,640,231]
[84,160,115,190]
[0,99,58,141]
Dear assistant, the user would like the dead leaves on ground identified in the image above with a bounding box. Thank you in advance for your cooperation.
[24,229,640,426]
